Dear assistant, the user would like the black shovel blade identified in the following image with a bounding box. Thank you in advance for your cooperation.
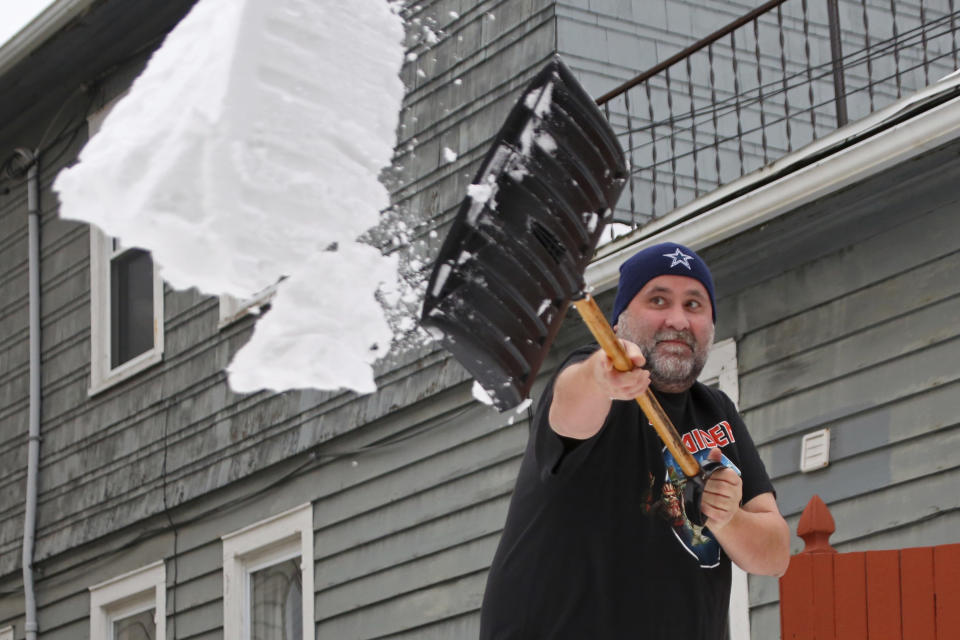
[421,56,628,411]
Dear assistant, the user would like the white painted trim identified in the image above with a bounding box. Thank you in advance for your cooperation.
[588,77,960,294]
[698,337,739,407]
[222,503,314,640]
[88,227,165,396]
[0,625,13,640]
[697,338,749,640]
[0,0,97,77]
[89,560,165,640]
[218,280,280,329]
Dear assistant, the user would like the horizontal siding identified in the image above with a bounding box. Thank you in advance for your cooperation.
[0,381,528,638]
[714,174,960,638]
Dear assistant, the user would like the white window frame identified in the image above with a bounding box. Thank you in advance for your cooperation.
[0,625,13,640]
[699,337,750,640]
[222,503,314,640]
[86,97,164,395]
[88,230,165,394]
[89,560,166,640]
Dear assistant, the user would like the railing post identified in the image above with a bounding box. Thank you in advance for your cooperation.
[780,495,839,639]
[826,0,849,126]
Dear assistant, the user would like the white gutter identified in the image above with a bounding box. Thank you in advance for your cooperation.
[0,0,96,79]
[586,71,960,292]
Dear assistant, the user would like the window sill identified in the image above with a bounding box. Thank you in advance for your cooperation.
[88,347,163,396]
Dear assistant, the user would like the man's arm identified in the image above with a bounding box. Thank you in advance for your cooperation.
[700,448,791,576]
[548,342,650,440]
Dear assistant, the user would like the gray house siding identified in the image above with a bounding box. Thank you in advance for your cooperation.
[696,139,960,637]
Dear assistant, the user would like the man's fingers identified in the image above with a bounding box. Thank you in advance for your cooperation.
[618,339,647,369]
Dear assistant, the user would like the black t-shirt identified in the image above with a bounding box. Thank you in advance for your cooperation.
[479,347,775,640]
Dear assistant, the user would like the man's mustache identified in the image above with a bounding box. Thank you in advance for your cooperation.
[653,330,696,349]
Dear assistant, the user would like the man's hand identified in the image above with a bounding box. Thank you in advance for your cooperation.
[549,342,650,439]
[700,447,743,531]
[588,340,651,401]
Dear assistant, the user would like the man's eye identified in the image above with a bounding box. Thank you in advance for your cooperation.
[687,300,701,309]
[650,296,665,306]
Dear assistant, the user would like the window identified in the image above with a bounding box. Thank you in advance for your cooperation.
[89,561,166,640]
[222,504,314,640]
[698,337,750,640]
[86,97,164,394]
[89,230,164,393]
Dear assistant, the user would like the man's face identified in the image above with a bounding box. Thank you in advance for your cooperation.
[614,274,715,393]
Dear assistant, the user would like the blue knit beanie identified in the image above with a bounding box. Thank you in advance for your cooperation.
[610,242,716,325]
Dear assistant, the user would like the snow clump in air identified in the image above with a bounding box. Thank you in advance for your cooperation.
[54,0,406,395]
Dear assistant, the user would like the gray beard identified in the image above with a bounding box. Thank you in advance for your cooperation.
[616,317,714,393]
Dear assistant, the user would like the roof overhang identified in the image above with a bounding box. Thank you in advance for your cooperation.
[0,0,96,79]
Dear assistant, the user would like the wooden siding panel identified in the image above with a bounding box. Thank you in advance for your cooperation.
[933,544,960,639]
[315,533,500,622]
[313,464,518,588]
[758,379,960,485]
[743,335,960,447]
[739,250,960,374]
[834,552,868,640]
[865,551,902,640]
[731,205,958,354]
[314,571,486,639]
[900,546,936,640]
[782,466,960,546]
[772,426,960,516]
[315,495,510,599]
[741,293,960,411]
[312,426,524,543]
[374,611,479,639]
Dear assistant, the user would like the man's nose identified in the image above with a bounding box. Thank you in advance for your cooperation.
[663,303,690,330]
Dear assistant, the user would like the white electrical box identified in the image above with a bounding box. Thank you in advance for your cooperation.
[800,428,831,472]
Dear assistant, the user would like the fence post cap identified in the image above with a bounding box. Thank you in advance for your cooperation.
[797,494,836,554]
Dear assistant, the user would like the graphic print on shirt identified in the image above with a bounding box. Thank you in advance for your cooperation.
[642,421,742,568]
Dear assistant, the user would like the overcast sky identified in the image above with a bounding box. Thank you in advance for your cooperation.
[0,0,56,48]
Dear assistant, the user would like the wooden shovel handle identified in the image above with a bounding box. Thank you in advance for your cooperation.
[573,294,701,478]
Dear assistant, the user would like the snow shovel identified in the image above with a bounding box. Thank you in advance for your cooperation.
[421,57,722,524]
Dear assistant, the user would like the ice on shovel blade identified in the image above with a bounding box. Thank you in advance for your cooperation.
[421,57,628,411]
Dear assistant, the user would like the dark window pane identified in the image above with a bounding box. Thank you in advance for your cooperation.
[250,557,302,640]
[113,608,155,640]
[111,248,154,368]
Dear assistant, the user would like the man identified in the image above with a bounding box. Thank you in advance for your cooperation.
[479,242,790,639]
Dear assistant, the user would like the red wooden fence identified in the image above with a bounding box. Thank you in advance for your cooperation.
[779,495,960,639]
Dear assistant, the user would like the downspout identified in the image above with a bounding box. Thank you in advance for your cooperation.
[22,148,41,640]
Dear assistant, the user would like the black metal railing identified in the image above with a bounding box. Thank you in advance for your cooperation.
[597,0,960,232]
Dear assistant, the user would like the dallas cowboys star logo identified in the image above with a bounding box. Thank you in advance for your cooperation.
[663,248,694,269]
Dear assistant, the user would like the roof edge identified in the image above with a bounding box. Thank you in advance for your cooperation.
[0,0,98,79]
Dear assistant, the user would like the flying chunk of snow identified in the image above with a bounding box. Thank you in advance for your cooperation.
[467,182,494,204]
[442,147,458,163]
[53,0,406,395]
[524,82,553,118]
[472,380,495,405]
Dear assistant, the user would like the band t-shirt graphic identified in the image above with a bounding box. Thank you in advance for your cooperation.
[479,348,775,640]
[649,440,742,568]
